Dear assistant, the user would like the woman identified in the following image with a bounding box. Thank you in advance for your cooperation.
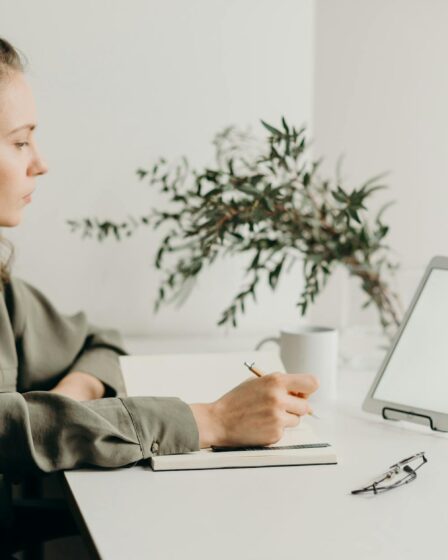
[0,37,318,476]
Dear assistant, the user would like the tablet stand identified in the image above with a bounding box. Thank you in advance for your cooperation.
[382,407,436,430]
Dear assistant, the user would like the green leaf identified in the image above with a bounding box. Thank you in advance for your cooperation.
[362,184,387,197]
[360,228,369,244]
[377,225,389,239]
[260,120,283,136]
[136,168,148,179]
[331,191,346,203]
[376,200,396,223]
[348,209,361,223]
[297,300,307,316]
[262,196,275,212]
[248,251,260,270]
[237,184,260,197]
[268,258,285,290]
[230,232,244,241]
[359,173,389,192]
[217,314,227,326]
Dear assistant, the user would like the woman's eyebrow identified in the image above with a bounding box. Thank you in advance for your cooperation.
[7,123,37,136]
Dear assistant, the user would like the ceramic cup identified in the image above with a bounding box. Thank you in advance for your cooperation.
[256,325,338,401]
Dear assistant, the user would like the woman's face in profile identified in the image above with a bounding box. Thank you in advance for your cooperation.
[0,71,47,227]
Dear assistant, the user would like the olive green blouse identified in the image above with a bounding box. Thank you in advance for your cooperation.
[0,276,199,476]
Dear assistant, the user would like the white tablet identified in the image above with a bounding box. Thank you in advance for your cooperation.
[363,256,448,431]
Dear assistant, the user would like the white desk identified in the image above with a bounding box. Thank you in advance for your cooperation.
[64,337,448,560]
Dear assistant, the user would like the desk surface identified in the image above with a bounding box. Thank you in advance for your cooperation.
[64,338,448,560]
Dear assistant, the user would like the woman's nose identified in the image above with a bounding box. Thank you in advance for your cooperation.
[29,153,48,177]
[35,158,48,176]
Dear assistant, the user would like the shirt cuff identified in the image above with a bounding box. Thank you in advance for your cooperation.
[120,396,200,457]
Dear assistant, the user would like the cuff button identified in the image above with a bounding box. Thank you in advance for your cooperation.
[151,441,160,454]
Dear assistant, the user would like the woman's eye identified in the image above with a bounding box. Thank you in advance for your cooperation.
[15,142,29,149]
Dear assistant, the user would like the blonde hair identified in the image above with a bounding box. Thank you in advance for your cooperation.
[0,37,26,287]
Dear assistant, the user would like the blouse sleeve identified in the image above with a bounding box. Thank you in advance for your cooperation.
[0,278,200,476]
[6,277,128,397]
[0,391,199,476]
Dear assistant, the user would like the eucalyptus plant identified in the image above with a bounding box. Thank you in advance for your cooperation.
[67,118,402,336]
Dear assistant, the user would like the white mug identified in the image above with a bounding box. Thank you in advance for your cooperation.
[256,325,338,401]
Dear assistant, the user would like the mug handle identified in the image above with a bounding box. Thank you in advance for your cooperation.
[255,336,280,350]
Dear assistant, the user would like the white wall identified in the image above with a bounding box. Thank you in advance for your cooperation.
[310,0,448,328]
[5,0,442,337]
[2,0,315,336]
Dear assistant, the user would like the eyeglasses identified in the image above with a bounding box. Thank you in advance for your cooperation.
[351,452,427,495]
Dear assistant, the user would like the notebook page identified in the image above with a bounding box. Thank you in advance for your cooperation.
[269,421,323,447]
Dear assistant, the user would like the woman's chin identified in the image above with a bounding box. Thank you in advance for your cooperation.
[0,214,22,227]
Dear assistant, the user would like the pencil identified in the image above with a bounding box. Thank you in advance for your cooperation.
[243,361,319,418]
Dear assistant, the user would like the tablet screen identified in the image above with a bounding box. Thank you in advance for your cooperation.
[373,268,448,414]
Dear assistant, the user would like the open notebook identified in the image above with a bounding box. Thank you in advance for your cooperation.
[119,351,337,471]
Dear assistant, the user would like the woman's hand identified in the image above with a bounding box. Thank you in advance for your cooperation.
[48,371,106,401]
[189,372,319,448]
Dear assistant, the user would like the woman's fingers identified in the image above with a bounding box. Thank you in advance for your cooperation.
[283,393,311,417]
[272,372,320,397]
[283,411,302,428]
